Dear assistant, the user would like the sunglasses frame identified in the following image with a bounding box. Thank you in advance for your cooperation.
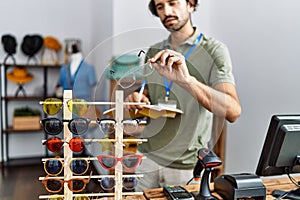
[96,118,141,134]
[47,195,90,200]
[97,154,143,170]
[43,157,90,176]
[99,177,137,191]
[43,136,85,153]
[42,171,92,193]
[110,50,154,89]
[42,97,89,116]
[111,63,154,89]
[41,117,91,135]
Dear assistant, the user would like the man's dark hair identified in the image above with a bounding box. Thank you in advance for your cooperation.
[148,0,198,17]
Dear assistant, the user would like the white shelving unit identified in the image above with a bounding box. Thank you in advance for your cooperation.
[38,90,146,200]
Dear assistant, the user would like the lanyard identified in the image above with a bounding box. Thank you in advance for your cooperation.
[162,33,203,101]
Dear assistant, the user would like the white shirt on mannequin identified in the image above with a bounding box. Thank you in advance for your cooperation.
[70,52,83,76]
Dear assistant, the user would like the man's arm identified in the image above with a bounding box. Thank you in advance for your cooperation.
[148,49,241,123]
[183,78,241,123]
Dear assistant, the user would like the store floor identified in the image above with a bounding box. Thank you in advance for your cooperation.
[0,164,45,200]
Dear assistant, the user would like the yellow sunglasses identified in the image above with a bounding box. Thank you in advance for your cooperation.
[47,195,90,200]
[42,97,89,116]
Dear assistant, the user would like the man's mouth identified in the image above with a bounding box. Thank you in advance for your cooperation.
[163,16,178,24]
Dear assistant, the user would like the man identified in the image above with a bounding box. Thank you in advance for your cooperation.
[125,0,241,190]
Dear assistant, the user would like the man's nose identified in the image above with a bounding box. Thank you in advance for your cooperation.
[163,5,173,16]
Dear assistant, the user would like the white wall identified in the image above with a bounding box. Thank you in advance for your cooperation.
[1,0,300,176]
[210,0,300,173]
[0,0,113,159]
[112,0,300,174]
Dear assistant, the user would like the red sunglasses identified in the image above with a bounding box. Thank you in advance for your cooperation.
[43,136,84,153]
[97,154,143,170]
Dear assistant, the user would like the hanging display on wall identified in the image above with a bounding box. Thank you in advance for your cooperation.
[41,36,62,65]
[21,34,43,64]
[1,34,17,64]
[6,66,34,97]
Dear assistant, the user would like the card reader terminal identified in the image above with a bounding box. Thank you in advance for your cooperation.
[163,185,194,200]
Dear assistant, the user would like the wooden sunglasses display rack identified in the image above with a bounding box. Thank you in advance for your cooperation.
[38,90,147,200]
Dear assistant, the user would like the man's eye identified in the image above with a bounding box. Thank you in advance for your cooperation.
[156,5,163,10]
[169,0,178,6]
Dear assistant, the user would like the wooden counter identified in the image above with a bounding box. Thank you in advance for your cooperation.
[92,176,298,199]
[143,176,299,200]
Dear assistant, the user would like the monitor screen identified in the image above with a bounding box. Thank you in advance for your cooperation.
[256,114,300,176]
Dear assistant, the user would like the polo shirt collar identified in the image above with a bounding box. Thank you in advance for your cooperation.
[163,27,201,49]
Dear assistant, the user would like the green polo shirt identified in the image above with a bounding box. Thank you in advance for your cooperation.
[138,28,235,169]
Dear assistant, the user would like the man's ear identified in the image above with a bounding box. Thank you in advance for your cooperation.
[187,1,195,13]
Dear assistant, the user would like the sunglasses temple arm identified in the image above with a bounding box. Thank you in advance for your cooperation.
[88,171,93,181]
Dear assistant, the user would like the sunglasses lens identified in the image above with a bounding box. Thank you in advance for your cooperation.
[98,156,116,169]
[74,196,90,200]
[70,159,88,175]
[43,98,63,115]
[122,156,140,169]
[68,180,85,192]
[99,120,115,134]
[45,137,63,152]
[69,137,84,152]
[42,118,63,135]
[67,99,88,116]
[45,160,63,176]
[44,179,62,193]
[69,118,88,135]
[123,177,137,190]
[119,77,136,89]
[100,177,115,190]
[48,195,63,200]
[136,63,154,77]
[122,120,138,133]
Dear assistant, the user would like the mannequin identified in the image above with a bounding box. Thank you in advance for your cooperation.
[57,44,97,102]
[70,44,83,76]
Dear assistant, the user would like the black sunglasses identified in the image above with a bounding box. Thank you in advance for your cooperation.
[41,117,91,135]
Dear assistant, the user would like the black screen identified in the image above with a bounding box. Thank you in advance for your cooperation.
[256,114,300,176]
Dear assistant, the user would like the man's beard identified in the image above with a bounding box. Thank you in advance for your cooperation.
[162,16,189,32]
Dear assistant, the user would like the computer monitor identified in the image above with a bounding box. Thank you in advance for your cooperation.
[256,114,300,198]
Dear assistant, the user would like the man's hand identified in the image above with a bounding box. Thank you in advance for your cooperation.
[147,49,241,123]
[125,91,151,112]
[148,49,192,85]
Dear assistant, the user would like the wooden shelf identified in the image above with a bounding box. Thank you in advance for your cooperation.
[1,63,62,164]
[1,96,45,100]
[3,127,42,133]
[1,63,62,69]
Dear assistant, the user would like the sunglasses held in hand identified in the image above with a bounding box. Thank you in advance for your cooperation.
[110,50,154,89]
